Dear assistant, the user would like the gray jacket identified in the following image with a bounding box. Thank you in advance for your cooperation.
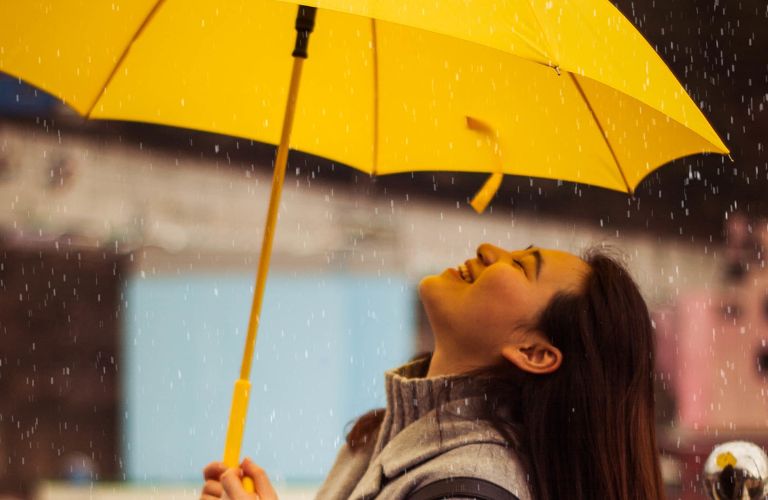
[315,359,532,500]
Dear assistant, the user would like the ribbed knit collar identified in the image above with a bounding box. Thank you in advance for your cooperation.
[371,357,485,457]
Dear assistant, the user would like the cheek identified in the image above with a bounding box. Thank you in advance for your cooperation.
[477,269,528,304]
[470,270,551,329]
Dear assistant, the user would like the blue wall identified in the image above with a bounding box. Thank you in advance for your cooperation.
[122,272,414,483]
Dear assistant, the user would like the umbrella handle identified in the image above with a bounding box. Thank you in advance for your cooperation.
[223,378,255,493]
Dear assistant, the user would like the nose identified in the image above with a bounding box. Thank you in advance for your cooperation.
[476,243,501,266]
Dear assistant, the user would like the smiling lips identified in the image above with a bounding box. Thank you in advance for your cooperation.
[458,263,474,283]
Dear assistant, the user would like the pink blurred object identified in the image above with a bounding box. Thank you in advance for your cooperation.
[655,280,768,430]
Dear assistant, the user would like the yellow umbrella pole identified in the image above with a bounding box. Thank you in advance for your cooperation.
[222,5,317,490]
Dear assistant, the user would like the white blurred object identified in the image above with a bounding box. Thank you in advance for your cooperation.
[703,441,768,499]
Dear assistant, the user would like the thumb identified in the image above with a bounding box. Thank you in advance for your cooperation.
[242,458,278,500]
[220,467,250,500]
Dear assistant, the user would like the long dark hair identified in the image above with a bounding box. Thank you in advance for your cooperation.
[346,251,665,500]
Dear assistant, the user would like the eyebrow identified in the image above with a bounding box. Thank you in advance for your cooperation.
[523,245,542,278]
[531,250,543,278]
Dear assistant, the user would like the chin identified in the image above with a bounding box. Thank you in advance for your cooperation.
[417,274,438,298]
[418,278,459,332]
[417,276,441,313]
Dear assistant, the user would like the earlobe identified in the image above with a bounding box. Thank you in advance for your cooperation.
[501,342,562,374]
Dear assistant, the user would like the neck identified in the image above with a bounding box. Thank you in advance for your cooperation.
[426,348,482,378]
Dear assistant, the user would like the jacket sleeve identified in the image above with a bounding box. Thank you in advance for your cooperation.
[314,442,374,500]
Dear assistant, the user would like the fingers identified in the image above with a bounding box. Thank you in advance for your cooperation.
[204,458,275,500]
[242,458,278,500]
[201,479,224,498]
[203,461,228,480]
[220,467,255,500]
[201,462,228,500]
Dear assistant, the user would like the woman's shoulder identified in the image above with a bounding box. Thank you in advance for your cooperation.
[411,441,532,500]
[378,436,531,500]
[377,412,531,499]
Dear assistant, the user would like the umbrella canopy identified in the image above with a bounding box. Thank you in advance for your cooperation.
[1,0,727,197]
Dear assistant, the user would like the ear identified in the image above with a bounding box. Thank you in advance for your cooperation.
[501,338,562,374]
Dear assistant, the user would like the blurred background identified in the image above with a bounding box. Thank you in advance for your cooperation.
[0,0,765,499]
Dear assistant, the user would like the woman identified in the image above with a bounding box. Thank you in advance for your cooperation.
[201,243,665,500]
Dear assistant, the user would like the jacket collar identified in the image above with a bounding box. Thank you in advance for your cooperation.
[371,358,485,457]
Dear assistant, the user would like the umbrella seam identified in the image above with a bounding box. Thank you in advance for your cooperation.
[84,0,167,118]
[569,73,633,194]
[371,18,379,176]
[523,0,559,68]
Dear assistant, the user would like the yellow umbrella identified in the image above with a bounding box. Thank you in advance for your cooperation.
[0,0,728,488]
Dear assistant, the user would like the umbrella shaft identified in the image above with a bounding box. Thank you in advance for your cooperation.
[225,5,312,486]
[240,56,305,381]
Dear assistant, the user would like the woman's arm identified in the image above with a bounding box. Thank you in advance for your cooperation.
[200,458,278,500]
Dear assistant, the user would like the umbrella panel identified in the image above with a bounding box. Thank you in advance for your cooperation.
[374,21,627,190]
[576,75,725,188]
[0,0,159,115]
[90,1,376,174]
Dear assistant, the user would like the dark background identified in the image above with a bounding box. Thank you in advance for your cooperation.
[0,245,125,496]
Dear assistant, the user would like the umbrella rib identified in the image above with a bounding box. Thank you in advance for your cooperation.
[84,0,167,118]
[371,18,380,175]
[569,73,633,194]
[523,0,559,68]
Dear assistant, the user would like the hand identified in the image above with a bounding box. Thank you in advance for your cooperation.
[200,458,278,500]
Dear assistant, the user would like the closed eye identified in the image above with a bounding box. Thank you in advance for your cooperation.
[513,259,528,278]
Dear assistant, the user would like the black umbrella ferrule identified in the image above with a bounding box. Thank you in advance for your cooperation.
[292,5,317,59]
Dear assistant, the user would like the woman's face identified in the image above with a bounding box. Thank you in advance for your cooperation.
[418,243,589,369]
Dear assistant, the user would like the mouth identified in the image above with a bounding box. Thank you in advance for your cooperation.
[457,262,474,283]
